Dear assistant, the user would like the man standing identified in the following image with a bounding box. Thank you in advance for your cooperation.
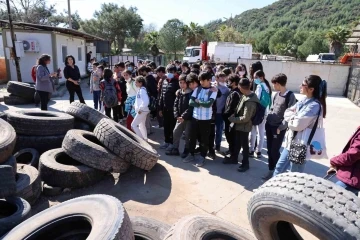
[86,51,92,64]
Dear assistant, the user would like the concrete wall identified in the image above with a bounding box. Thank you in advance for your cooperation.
[237,59,351,96]
[5,30,53,82]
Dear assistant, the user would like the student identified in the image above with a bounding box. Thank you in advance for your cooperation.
[249,70,272,158]
[181,62,190,75]
[262,73,297,180]
[124,70,137,130]
[155,66,167,129]
[329,126,360,195]
[131,76,150,141]
[89,62,101,110]
[184,72,218,167]
[235,63,248,78]
[222,74,241,158]
[158,65,180,150]
[214,72,230,151]
[273,75,327,176]
[166,74,192,156]
[227,78,260,172]
[100,69,122,122]
[114,62,127,123]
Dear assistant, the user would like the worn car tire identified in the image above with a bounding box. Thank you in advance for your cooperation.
[0,119,16,164]
[248,172,360,240]
[7,81,35,100]
[74,119,94,131]
[14,134,65,154]
[164,215,255,240]
[0,165,16,198]
[62,130,130,173]
[42,183,63,197]
[94,118,159,171]
[14,148,39,168]
[4,94,33,105]
[0,197,31,236]
[0,111,7,120]
[16,164,41,206]
[7,110,74,136]
[131,216,170,240]
[66,102,109,127]
[1,156,17,177]
[39,148,106,188]
[1,194,134,240]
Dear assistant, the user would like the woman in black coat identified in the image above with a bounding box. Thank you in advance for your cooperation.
[64,55,85,103]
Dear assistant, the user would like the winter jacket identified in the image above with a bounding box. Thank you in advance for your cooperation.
[125,96,136,117]
[228,93,259,132]
[331,127,360,189]
[159,77,179,110]
[134,87,150,113]
[223,88,241,120]
[146,75,158,98]
[35,65,54,93]
[173,88,192,120]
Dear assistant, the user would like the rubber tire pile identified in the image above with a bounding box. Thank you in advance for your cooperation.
[4,81,37,106]
[0,194,256,240]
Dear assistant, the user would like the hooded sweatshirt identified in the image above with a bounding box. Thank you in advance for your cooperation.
[134,86,150,113]
[228,93,260,132]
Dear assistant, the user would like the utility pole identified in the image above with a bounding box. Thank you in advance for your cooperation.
[6,0,22,82]
[67,0,72,29]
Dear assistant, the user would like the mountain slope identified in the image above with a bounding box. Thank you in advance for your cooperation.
[205,0,360,34]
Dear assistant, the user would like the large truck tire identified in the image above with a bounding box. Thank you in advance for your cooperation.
[94,118,159,171]
[7,81,35,100]
[14,148,39,168]
[14,134,65,154]
[62,130,130,173]
[0,165,16,198]
[164,215,255,240]
[66,102,109,127]
[247,172,360,240]
[1,156,17,177]
[39,148,106,189]
[4,94,33,105]
[1,195,134,240]
[7,110,74,136]
[0,119,16,164]
[131,216,170,240]
[0,111,7,120]
[0,197,31,236]
[16,164,41,206]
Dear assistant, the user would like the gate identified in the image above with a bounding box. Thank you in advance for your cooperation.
[347,58,360,106]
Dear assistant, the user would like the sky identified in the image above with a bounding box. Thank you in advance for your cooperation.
[47,0,277,29]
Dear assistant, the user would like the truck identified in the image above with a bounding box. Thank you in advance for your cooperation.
[306,53,336,63]
[183,41,252,64]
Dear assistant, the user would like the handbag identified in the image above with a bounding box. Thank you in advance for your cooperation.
[288,106,321,165]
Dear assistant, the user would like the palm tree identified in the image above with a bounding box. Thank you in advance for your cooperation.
[325,26,351,58]
[181,22,205,46]
[145,31,160,57]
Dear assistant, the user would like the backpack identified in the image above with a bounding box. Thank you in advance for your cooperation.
[102,79,118,108]
[251,102,266,126]
[259,84,271,108]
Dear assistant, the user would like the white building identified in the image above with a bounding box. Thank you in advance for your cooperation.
[0,20,108,83]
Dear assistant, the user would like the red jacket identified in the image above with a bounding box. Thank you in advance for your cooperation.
[330,127,360,189]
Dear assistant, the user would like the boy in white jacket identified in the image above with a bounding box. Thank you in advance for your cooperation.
[131,76,150,141]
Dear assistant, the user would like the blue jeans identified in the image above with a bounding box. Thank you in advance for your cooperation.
[215,113,224,148]
[273,149,306,177]
[93,90,101,110]
[336,180,360,195]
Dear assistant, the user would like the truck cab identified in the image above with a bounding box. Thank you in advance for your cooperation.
[183,47,202,64]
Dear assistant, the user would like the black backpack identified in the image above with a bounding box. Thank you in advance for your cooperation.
[251,102,266,126]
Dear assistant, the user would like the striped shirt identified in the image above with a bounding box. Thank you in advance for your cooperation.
[192,87,217,120]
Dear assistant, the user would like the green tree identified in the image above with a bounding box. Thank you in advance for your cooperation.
[181,22,205,46]
[325,26,351,58]
[269,27,295,55]
[297,33,328,59]
[215,26,243,43]
[145,31,160,56]
[80,4,143,53]
[253,29,276,53]
[159,19,185,59]
[48,11,82,30]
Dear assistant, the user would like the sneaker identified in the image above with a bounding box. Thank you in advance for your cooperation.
[222,157,238,164]
[255,152,262,158]
[195,156,206,167]
[208,150,216,159]
[249,151,255,157]
[181,149,189,158]
[237,164,249,172]
[165,148,180,156]
[183,154,195,163]
[165,144,174,151]
[262,170,274,180]
[160,142,169,149]
[221,150,231,156]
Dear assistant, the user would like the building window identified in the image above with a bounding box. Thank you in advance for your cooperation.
[62,46,67,63]
[78,47,82,61]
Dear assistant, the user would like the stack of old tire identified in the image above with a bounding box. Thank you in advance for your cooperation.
[1,194,256,239]
[4,81,37,105]
[248,172,360,240]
